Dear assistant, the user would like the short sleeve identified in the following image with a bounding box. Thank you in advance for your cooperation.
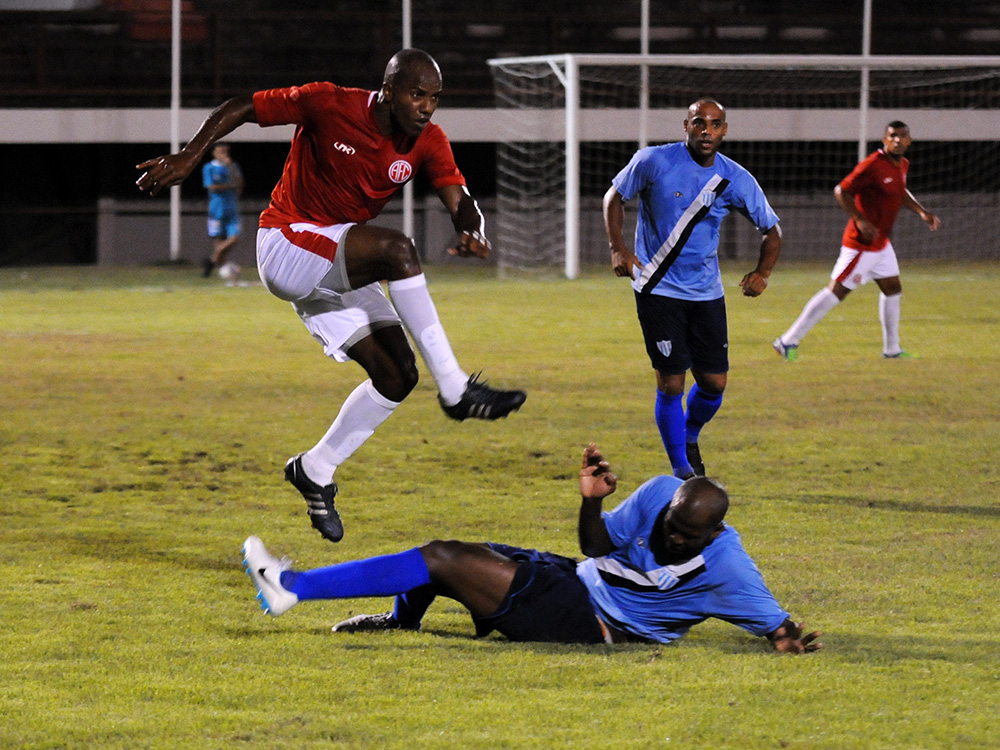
[253,81,331,128]
[611,147,653,203]
[839,153,876,194]
[601,475,679,549]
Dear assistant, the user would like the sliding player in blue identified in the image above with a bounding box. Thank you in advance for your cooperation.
[603,99,782,479]
[242,443,820,653]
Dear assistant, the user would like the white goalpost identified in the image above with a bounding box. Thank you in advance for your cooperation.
[488,54,1000,278]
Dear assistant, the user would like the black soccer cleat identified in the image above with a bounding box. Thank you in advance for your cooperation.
[284,454,343,543]
[201,258,215,278]
[332,611,420,633]
[686,442,706,477]
[438,373,526,421]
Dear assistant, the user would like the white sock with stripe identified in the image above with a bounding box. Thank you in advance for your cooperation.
[879,292,902,356]
[781,287,840,346]
[302,380,399,483]
[387,274,468,405]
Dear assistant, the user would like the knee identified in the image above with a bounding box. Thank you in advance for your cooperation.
[379,233,422,277]
[370,355,418,402]
[419,539,468,574]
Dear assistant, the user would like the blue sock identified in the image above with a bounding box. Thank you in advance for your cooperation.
[655,389,693,476]
[393,584,436,628]
[279,547,431,601]
[685,384,724,443]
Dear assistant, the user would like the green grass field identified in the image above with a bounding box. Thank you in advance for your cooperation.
[2,261,997,749]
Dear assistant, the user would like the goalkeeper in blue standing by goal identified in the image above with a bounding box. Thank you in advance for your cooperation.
[603,98,782,480]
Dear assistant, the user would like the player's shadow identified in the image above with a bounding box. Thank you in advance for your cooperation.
[762,493,1000,519]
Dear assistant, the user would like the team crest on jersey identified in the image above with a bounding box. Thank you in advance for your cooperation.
[657,340,672,357]
[700,188,717,207]
[388,160,413,184]
[333,142,355,155]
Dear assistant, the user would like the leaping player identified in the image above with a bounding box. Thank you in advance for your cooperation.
[136,49,526,543]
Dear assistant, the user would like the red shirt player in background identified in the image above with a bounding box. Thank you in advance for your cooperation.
[136,49,526,543]
[773,121,941,361]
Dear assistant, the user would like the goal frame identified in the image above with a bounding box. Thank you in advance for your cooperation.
[487,53,1000,278]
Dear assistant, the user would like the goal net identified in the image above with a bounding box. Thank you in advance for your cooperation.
[488,54,1000,277]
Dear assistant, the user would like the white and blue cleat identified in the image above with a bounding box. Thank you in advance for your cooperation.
[241,535,298,617]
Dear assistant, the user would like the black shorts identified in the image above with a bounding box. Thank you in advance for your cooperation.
[634,291,729,376]
[472,544,605,644]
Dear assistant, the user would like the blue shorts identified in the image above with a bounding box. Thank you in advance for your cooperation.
[207,214,241,240]
[473,544,605,644]
[634,291,729,376]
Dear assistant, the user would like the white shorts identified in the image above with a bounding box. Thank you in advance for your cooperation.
[830,242,900,291]
[256,224,402,363]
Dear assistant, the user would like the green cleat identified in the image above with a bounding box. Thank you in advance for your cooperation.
[773,338,798,362]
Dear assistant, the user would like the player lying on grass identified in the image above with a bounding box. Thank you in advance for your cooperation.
[243,444,821,652]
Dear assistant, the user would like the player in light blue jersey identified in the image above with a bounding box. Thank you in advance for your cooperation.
[201,142,244,278]
[604,99,782,480]
[241,443,820,653]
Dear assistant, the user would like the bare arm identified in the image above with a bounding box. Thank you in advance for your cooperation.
[136,95,257,197]
[902,189,941,231]
[437,183,490,259]
[834,183,878,243]
[603,184,643,280]
[738,223,782,297]
[578,443,617,558]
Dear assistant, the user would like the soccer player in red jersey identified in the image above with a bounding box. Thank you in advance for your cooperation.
[136,49,525,542]
[773,121,940,361]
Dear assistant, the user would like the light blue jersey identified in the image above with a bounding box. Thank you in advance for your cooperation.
[612,142,779,300]
[576,475,789,643]
[202,159,241,221]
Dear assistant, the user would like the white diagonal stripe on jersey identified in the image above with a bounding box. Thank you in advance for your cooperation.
[637,173,726,293]
[593,554,705,592]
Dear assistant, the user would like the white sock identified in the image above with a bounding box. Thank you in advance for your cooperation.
[387,274,468,405]
[879,292,902,356]
[781,287,840,345]
[301,380,400,483]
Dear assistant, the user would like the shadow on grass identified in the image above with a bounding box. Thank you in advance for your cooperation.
[224,623,1000,667]
[47,527,240,572]
[764,493,1000,519]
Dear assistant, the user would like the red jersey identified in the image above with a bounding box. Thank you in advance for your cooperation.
[839,149,909,251]
[253,82,466,228]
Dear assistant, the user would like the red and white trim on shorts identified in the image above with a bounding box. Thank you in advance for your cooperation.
[279,224,341,262]
[834,249,864,286]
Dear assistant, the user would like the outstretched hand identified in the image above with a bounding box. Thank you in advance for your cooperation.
[768,620,823,655]
[449,230,491,259]
[580,443,618,500]
[135,151,200,197]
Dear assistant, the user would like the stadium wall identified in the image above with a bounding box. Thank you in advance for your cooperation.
[3,107,998,266]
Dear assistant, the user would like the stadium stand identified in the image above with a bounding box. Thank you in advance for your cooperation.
[2,1,1000,107]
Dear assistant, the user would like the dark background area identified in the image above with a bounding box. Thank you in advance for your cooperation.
[2,0,999,265]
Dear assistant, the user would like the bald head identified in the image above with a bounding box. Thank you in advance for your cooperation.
[383,48,440,88]
[688,98,725,119]
[683,99,728,166]
[653,477,729,564]
[671,476,729,530]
